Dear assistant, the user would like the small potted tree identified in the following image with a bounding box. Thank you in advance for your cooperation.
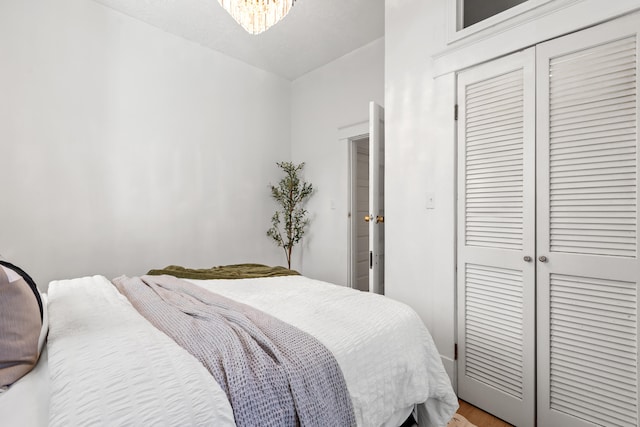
[267,162,313,270]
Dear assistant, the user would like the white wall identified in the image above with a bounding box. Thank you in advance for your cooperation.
[384,0,640,383]
[290,38,384,285]
[384,0,457,378]
[0,0,291,288]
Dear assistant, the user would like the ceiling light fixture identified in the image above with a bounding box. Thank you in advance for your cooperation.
[217,0,296,35]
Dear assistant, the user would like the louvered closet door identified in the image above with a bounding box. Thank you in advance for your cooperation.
[537,14,640,427]
[457,48,536,427]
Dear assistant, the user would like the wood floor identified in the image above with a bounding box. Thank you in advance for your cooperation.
[457,399,513,427]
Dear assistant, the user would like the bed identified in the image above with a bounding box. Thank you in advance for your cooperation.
[0,264,458,427]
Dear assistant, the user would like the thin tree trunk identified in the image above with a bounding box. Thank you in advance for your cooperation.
[282,245,290,269]
[286,245,293,270]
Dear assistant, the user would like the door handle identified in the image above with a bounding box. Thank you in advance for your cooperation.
[365,215,372,223]
[523,256,532,262]
[376,215,384,223]
[538,255,548,263]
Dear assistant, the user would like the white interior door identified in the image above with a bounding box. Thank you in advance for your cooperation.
[369,102,385,295]
[536,14,640,427]
[456,48,536,427]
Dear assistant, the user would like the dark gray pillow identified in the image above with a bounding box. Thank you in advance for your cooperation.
[0,264,43,388]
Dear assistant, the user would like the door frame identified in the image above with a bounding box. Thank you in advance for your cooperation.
[339,120,370,289]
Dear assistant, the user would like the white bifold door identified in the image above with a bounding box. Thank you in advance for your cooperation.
[536,15,640,427]
[457,48,537,427]
[457,13,640,427]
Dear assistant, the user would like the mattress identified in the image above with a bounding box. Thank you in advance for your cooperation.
[6,274,457,427]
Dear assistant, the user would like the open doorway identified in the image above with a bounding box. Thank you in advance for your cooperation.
[342,102,384,294]
[350,137,370,292]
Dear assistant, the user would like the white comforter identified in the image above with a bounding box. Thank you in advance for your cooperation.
[46,275,457,427]
[47,276,235,427]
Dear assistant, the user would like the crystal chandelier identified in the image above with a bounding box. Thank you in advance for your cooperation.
[217,0,296,35]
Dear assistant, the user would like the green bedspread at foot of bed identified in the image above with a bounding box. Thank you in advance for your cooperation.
[147,264,300,280]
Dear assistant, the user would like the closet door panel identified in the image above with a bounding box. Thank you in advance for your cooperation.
[457,48,536,427]
[537,13,640,427]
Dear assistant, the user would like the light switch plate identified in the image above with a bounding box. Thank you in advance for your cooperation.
[426,192,435,209]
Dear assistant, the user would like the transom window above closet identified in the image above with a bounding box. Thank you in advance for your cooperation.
[447,0,557,44]
[461,0,528,28]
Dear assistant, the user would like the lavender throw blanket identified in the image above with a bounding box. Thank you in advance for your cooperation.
[112,275,356,427]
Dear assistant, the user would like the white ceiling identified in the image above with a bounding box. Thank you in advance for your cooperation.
[92,0,385,81]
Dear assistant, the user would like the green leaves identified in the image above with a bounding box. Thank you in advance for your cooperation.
[266,162,313,269]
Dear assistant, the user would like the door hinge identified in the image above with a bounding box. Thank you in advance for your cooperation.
[454,344,458,360]
[454,104,458,121]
